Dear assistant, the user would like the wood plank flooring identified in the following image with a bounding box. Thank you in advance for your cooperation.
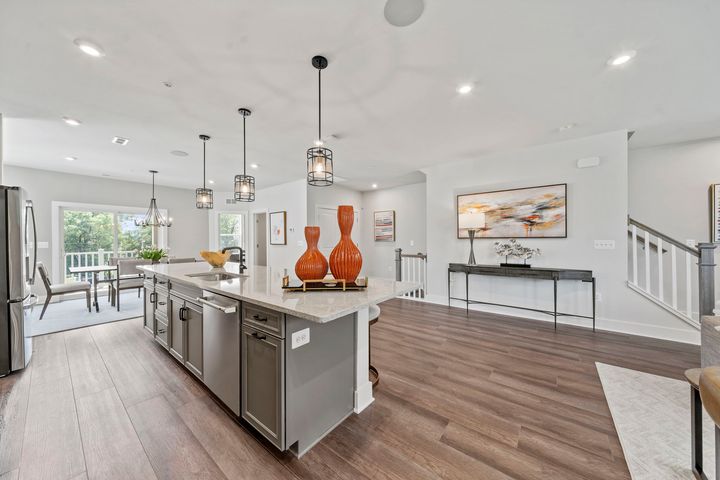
[0,298,699,479]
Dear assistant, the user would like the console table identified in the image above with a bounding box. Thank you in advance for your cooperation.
[448,263,596,331]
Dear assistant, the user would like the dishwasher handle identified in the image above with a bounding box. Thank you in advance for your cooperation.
[196,296,237,314]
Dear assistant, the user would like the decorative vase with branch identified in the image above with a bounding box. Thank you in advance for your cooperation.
[493,239,541,268]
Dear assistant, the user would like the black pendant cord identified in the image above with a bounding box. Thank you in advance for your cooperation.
[202,139,206,189]
[243,115,247,176]
[318,68,322,142]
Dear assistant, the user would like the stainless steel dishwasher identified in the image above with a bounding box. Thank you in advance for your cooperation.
[197,291,241,415]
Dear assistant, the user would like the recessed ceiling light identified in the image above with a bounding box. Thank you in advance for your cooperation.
[250,163,259,169]
[558,123,576,132]
[112,136,129,145]
[457,84,473,95]
[64,156,77,162]
[170,150,188,157]
[62,116,82,126]
[73,38,105,58]
[208,180,215,184]
[607,50,636,67]
[371,183,378,189]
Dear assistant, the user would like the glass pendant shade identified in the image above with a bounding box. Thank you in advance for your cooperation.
[195,134,213,209]
[306,146,333,186]
[195,187,213,209]
[234,174,255,202]
[234,108,255,202]
[136,170,172,227]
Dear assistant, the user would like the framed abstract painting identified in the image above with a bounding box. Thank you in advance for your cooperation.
[711,184,720,242]
[269,211,287,245]
[374,210,395,242]
[457,183,567,239]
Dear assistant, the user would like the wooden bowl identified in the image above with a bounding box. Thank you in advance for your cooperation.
[199,250,231,268]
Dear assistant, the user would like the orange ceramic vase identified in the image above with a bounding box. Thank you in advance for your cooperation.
[295,226,329,281]
[329,205,362,282]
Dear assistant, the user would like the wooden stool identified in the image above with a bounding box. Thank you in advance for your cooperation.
[699,366,720,480]
[686,368,707,479]
[369,305,380,388]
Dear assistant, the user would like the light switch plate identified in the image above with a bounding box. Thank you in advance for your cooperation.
[594,240,615,250]
[291,328,310,349]
[37,241,49,249]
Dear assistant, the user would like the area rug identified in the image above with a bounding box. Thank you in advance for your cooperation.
[597,362,715,480]
[29,292,143,336]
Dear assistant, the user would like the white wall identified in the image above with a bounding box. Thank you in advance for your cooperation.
[423,130,698,343]
[306,184,362,226]
[4,165,209,292]
[360,182,427,278]
[629,137,720,244]
[214,179,307,273]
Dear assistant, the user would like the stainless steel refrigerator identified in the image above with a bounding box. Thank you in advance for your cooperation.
[0,186,37,377]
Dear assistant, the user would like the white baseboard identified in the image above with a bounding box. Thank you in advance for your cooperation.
[404,294,701,345]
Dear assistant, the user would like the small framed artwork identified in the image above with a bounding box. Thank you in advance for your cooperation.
[269,211,287,245]
[374,210,396,242]
[457,183,567,239]
[710,184,720,242]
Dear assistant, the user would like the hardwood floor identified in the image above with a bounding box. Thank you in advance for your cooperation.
[0,298,699,479]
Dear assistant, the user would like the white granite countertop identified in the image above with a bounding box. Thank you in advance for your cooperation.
[138,262,419,323]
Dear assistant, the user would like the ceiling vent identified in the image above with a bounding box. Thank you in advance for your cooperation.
[226,198,238,205]
[112,136,129,146]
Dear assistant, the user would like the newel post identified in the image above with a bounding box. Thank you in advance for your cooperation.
[698,242,716,317]
[395,248,402,282]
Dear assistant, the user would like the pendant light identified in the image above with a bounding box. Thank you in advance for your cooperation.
[136,170,172,227]
[307,55,333,187]
[234,108,255,202]
[195,134,213,209]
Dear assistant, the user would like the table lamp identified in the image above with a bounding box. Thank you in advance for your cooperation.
[459,212,486,265]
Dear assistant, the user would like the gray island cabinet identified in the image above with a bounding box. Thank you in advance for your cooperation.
[139,262,416,457]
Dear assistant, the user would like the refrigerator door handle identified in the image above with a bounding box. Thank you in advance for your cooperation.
[25,201,38,286]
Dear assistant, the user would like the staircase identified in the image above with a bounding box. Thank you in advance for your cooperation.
[395,248,427,299]
[627,217,716,329]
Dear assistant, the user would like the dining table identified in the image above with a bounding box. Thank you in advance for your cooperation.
[68,264,117,312]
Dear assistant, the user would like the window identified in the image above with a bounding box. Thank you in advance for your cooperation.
[218,213,244,250]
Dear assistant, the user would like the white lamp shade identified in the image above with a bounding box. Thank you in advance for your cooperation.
[459,212,486,229]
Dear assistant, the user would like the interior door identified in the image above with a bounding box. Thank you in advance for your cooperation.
[315,206,360,259]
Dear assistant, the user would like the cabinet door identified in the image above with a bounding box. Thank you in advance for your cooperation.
[143,287,155,333]
[184,302,203,379]
[242,325,285,450]
[168,296,186,362]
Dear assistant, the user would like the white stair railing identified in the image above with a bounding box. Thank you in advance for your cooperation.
[64,249,136,283]
[395,248,427,299]
[627,217,715,328]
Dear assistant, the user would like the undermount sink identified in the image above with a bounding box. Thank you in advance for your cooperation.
[186,272,245,281]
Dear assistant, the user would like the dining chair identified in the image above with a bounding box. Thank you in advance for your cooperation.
[36,262,91,319]
[114,258,152,311]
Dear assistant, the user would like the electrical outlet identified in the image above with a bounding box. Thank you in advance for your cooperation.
[291,328,310,349]
[594,240,615,250]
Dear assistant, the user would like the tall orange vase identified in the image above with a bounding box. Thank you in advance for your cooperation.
[295,226,328,281]
[329,205,362,282]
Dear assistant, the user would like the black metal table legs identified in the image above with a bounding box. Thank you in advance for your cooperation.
[691,385,708,480]
[553,278,558,330]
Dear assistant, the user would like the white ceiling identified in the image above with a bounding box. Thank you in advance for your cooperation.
[1,0,719,192]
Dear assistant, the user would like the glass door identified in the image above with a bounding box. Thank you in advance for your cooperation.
[61,207,158,283]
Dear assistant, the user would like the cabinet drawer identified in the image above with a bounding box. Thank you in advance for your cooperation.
[155,292,169,317]
[155,318,169,349]
[171,283,203,303]
[244,303,284,338]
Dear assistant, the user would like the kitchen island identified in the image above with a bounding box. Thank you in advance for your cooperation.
[138,261,417,457]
